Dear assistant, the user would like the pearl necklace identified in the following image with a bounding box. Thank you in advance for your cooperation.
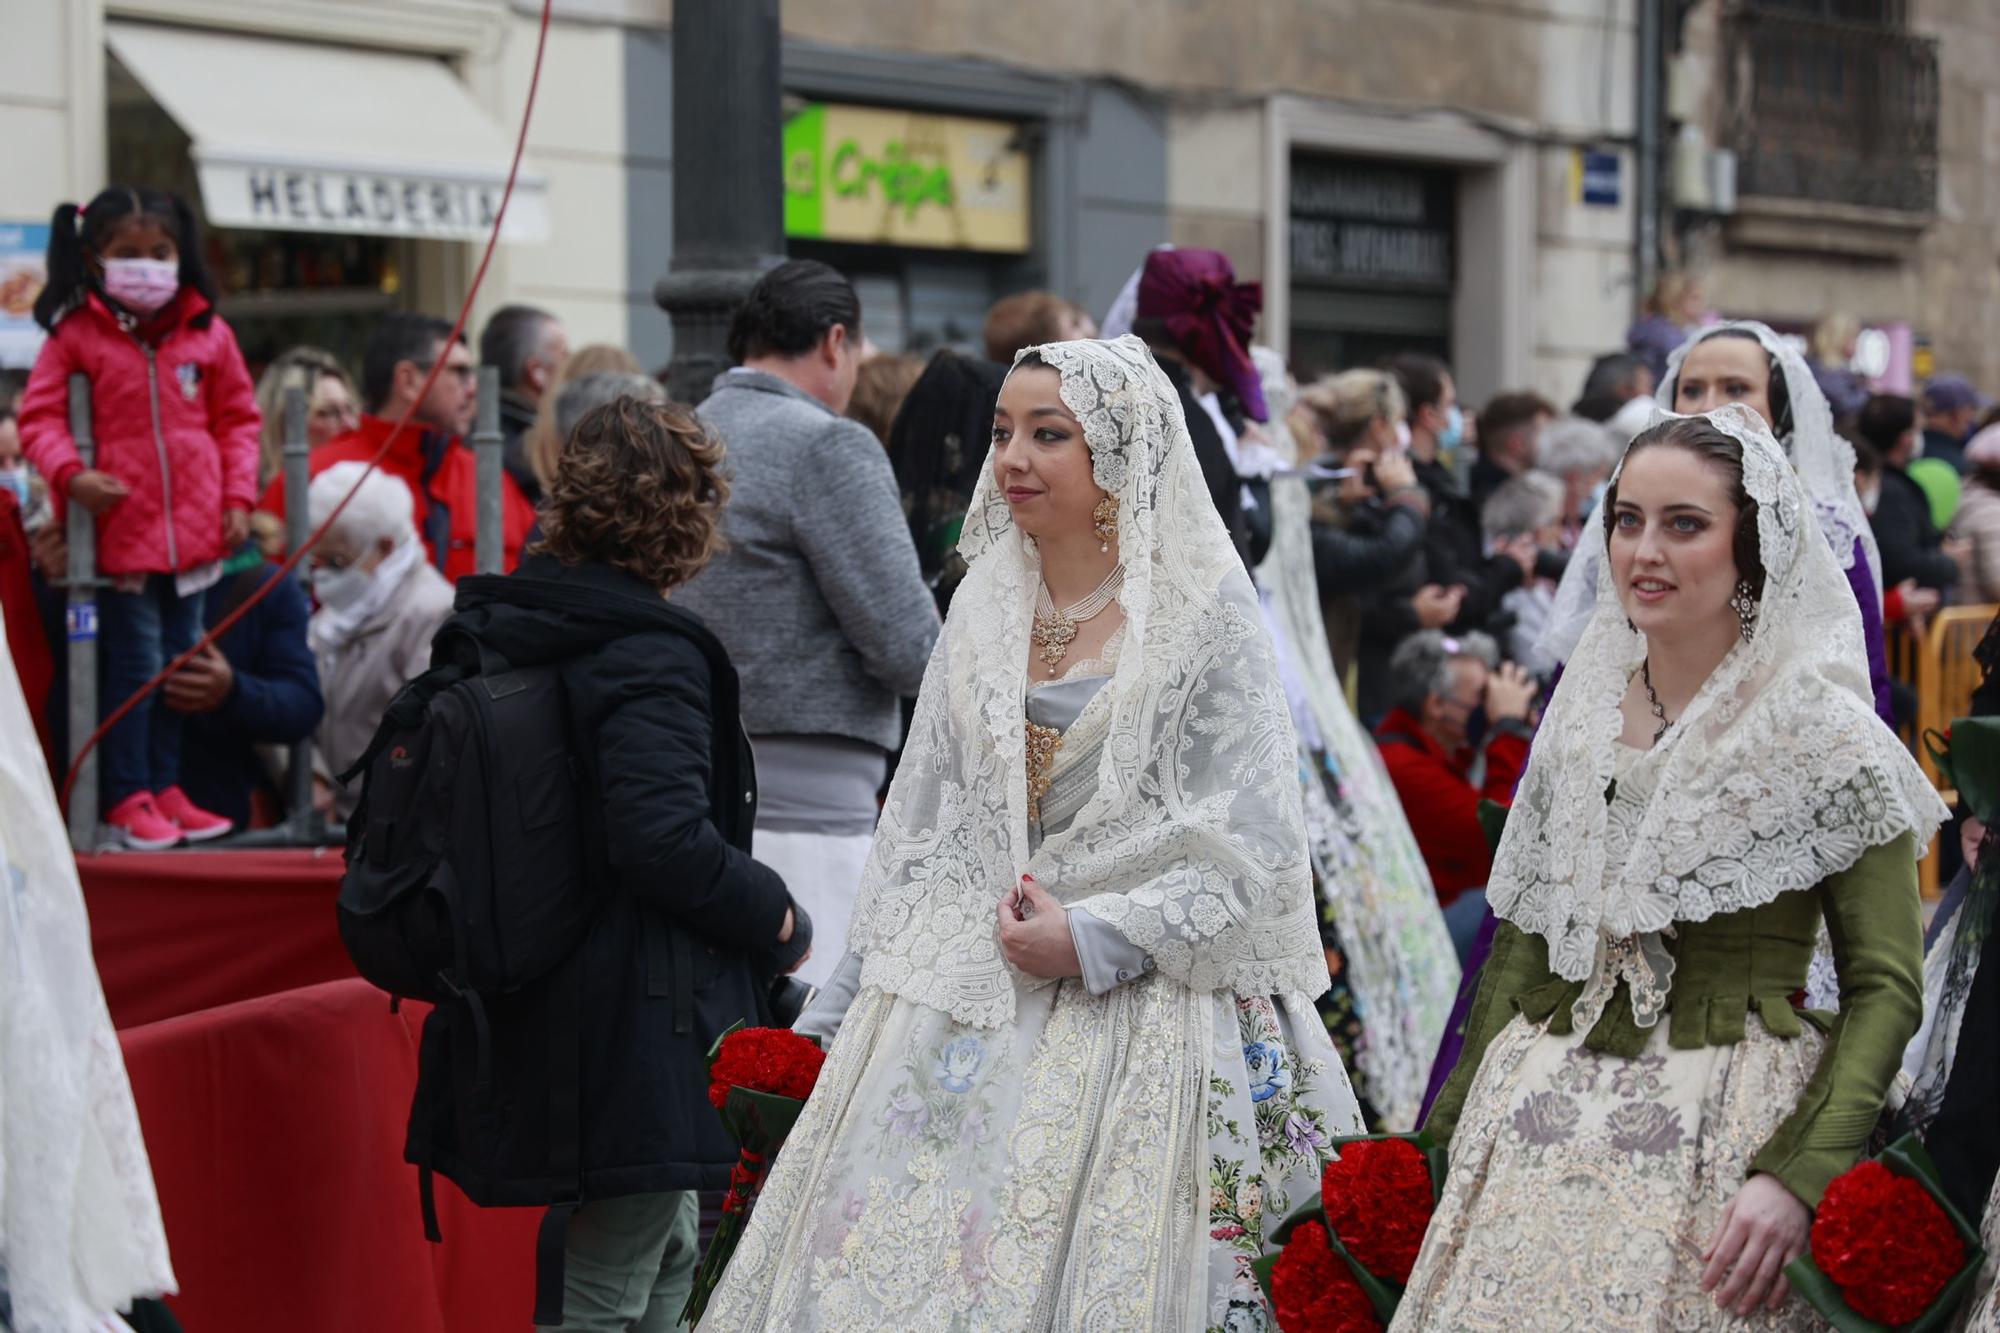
[1031,564,1125,677]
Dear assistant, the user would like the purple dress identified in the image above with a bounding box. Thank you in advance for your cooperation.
[1415,536,1893,1125]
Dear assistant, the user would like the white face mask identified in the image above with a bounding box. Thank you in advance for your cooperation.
[0,465,28,509]
[310,563,372,612]
[100,258,181,316]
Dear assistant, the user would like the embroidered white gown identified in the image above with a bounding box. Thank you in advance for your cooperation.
[697,650,1363,1332]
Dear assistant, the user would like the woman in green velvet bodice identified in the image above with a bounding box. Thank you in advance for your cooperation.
[1392,410,1947,1332]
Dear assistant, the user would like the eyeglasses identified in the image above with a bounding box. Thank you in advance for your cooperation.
[421,361,479,384]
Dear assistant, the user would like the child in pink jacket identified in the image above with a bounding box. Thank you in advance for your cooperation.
[20,186,261,848]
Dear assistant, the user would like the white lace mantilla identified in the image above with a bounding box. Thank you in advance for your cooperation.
[0,606,176,1331]
[846,335,1328,1028]
[1248,346,1461,1126]
[1490,405,1946,994]
[1541,319,1883,667]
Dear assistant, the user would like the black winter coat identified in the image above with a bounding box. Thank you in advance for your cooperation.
[1352,457,1525,720]
[1871,464,1958,592]
[410,555,801,1202]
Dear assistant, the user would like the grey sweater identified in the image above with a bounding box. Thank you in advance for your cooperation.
[677,369,940,751]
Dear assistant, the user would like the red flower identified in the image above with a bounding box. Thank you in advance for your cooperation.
[1811,1160,1967,1327]
[1319,1138,1435,1284]
[706,1026,826,1109]
[1271,1221,1383,1333]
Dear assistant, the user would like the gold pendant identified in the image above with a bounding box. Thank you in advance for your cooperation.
[1031,613,1078,674]
[1025,720,1062,821]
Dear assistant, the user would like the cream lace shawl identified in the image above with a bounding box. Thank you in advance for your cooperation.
[845,335,1328,1027]
[0,604,175,1331]
[1489,406,1944,1006]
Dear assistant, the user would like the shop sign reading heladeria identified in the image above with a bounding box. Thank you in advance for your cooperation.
[784,103,1031,253]
[195,156,550,244]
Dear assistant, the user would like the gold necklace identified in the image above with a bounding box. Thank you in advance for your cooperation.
[1031,564,1124,677]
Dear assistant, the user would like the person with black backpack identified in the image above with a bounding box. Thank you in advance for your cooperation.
[339,393,811,1331]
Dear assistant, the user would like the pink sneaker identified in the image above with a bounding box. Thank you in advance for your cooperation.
[156,785,234,842]
[106,792,185,851]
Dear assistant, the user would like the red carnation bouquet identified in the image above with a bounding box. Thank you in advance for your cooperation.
[679,1022,827,1327]
[1785,1135,1985,1332]
[1254,1133,1448,1332]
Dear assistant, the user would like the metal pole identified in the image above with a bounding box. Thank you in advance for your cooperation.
[280,381,324,842]
[473,366,503,575]
[1635,0,1664,315]
[64,373,100,853]
[655,0,786,404]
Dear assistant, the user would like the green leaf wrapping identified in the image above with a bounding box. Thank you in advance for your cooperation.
[1253,1131,1446,1323]
[1782,1134,1988,1333]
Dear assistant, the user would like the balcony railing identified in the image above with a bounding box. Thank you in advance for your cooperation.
[1724,7,1939,214]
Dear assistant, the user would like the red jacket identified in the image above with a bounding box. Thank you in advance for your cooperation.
[1373,706,1531,907]
[19,291,261,576]
[0,491,53,763]
[257,414,536,583]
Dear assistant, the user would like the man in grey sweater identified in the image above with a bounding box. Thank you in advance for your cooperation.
[677,260,940,986]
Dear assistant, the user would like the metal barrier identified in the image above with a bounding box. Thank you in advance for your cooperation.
[50,362,511,851]
[474,365,504,576]
[231,376,336,849]
[63,373,103,853]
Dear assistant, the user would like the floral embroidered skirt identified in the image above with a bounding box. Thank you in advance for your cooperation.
[1961,1173,2000,1331]
[696,975,1363,1331]
[1392,1013,1828,1332]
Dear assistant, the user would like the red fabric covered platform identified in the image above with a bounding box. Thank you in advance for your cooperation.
[79,848,355,1029]
[119,977,540,1331]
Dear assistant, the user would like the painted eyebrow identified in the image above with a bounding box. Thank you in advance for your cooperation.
[1613,500,1716,516]
[1026,407,1073,421]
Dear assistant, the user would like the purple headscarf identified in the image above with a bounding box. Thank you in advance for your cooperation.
[1136,248,1267,422]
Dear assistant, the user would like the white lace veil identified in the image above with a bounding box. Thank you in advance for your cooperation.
[0,603,176,1331]
[1489,406,1945,995]
[846,334,1328,1027]
[1249,346,1459,1124]
[1539,319,1882,665]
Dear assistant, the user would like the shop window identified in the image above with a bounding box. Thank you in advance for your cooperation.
[1286,153,1455,381]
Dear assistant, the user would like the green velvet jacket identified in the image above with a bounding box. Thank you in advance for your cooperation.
[1424,832,1924,1206]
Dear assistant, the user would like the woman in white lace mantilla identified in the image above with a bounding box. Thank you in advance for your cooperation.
[1396,409,1944,1331]
[695,335,1360,1332]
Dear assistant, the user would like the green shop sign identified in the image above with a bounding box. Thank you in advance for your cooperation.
[784,101,1031,253]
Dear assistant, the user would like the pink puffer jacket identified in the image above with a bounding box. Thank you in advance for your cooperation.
[19,290,261,576]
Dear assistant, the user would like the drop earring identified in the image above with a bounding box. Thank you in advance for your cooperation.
[1728,579,1759,641]
[1092,494,1119,553]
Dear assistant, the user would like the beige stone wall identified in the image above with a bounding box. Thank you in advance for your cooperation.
[463,10,635,351]
[0,0,105,222]
[1911,0,2000,388]
[782,0,1586,125]
[1687,0,2000,392]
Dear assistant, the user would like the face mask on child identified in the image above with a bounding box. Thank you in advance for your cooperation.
[100,258,181,316]
[310,563,372,612]
[0,466,28,510]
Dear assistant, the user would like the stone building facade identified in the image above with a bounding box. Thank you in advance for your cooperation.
[3,0,1990,402]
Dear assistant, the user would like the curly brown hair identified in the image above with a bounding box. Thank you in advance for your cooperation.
[534,395,729,591]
